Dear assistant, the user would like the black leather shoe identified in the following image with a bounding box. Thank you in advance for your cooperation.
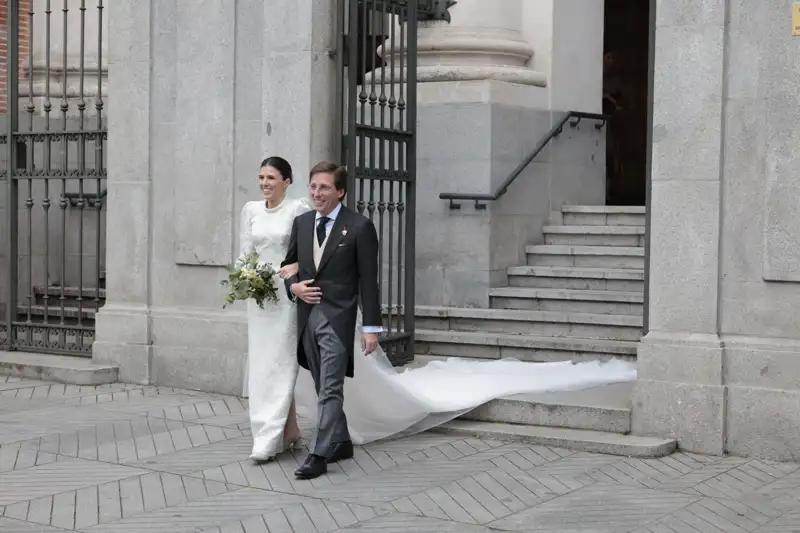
[295,454,327,479]
[329,440,354,463]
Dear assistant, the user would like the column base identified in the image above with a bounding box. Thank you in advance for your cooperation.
[93,303,152,385]
[634,331,800,460]
[94,303,248,396]
[632,332,725,455]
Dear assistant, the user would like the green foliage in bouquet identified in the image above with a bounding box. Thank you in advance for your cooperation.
[221,252,280,309]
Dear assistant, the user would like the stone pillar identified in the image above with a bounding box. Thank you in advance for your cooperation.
[631,1,727,455]
[94,0,337,394]
[92,0,151,385]
[416,0,545,87]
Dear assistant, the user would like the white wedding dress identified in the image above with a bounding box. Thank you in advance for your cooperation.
[241,197,637,451]
[239,197,312,459]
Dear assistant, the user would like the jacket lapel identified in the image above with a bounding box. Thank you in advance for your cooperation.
[301,213,317,277]
[316,207,348,274]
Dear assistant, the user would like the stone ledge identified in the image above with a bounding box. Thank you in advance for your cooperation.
[543,225,646,235]
[489,287,644,303]
[415,305,643,327]
[562,205,647,214]
[507,266,645,279]
[416,329,638,355]
[432,420,677,457]
[526,245,646,256]
[0,351,119,386]
[463,392,632,433]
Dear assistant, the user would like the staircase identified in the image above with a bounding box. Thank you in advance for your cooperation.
[416,205,646,364]
[15,271,106,327]
[411,205,674,457]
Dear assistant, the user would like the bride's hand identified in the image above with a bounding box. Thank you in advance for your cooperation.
[277,263,299,279]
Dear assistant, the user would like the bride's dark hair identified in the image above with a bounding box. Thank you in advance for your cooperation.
[260,156,293,185]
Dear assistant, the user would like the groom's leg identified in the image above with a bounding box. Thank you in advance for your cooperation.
[300,322,323,453]
[308,311,350,459]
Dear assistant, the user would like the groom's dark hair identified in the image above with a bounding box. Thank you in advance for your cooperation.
[309,161,348,195]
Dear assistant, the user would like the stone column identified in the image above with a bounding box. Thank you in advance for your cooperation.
[92,0,151,384]
[416,0,545,87]
[94,0,337,394]
[631,1,727,455]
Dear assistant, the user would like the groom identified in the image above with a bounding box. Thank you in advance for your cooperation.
[282,161,382,480]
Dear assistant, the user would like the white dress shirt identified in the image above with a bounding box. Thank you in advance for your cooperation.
[316,203,382,334]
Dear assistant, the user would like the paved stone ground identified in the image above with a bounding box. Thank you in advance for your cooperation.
[3,376,800,532]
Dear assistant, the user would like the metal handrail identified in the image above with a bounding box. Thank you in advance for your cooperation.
[439,111,610,209]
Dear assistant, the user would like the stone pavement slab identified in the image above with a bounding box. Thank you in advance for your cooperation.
[3,374,800,532]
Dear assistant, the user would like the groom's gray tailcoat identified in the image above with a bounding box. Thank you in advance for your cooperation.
[282,205,382,378]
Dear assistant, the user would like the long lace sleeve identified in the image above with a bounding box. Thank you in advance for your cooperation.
[238,202,254,262]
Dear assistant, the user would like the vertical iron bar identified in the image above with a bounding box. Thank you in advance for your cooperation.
[376,0,387,322]
[345,0,358,205]
[334,0,345,164]
[95,0,105,325]
[367,1,377,223]
[24,165,33,328]
[6,0,20,348]
[396,3,407,345]
[76,0,86,333]
[395,4,406,338]
[59,0,69,341]
[404,0,418,362]
[388,3,397,336]
[24,0,35,328]
[356,1,368,214]
[42,1,52,328]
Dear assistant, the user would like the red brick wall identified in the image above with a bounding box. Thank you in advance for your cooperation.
[0,0,31,113]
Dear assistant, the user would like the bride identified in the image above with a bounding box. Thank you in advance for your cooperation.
[240,156,311,462]
[240,156,637,461]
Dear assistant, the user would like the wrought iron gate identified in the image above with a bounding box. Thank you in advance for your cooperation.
[0,0,107,356]
[336,0,418,365]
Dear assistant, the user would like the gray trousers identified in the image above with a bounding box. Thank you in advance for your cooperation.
[302,307,350,458]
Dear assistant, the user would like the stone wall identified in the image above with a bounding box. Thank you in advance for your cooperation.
[634,0,800,461]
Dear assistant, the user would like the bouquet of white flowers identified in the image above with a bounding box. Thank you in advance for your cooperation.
[221,252,280,309]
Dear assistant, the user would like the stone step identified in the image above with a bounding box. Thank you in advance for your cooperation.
[561,205,646,227]
[432,420,676,458]
[415,329,638,362]
[415,306,643,341]
[526,245,645,269]
[489,287,643,315]
[507,265,644,292]
[465,384,632,433]
[543,225,645,247]
[0,351,118,385]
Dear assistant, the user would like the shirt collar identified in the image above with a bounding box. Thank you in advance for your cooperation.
[316,202,342,222]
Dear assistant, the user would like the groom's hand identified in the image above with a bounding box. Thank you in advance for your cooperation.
[362,333,378,355]
[291,279,322,305]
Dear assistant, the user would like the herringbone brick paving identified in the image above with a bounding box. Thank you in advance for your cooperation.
[3,375,800,532]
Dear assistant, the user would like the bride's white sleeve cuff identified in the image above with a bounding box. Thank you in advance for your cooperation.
[362,326,383,334]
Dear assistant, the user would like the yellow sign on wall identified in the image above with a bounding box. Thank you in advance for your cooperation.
[793,3,800,36]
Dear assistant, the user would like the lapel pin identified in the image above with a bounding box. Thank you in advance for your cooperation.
[342,226,348,236]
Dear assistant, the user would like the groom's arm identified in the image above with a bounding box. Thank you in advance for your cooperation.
[282,217,300,301]
[356,219,382,330]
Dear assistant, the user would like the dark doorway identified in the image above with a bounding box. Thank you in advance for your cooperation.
[603,0,651,206]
